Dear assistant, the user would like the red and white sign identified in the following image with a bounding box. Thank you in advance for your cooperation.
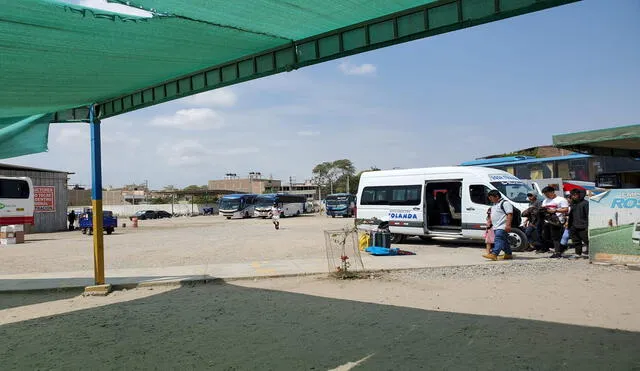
[34,186,56,212]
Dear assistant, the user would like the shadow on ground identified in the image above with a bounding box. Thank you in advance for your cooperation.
[1,281,639,370]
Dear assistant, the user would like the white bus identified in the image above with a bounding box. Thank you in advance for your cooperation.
[0,176,35,226]
[356,166,533,251]
[254,193,307,218]
[219,194,258,219]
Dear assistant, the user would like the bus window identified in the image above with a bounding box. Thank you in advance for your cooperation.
[0,179,30,199]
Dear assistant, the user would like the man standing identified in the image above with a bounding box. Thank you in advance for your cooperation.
[541,186,569,258]
[568,189,589,258]
[68,210,76,231]
[523,192,542,250]
[483,190,513,261]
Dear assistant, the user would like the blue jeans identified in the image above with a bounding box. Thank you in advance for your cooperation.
[491,229,512,256]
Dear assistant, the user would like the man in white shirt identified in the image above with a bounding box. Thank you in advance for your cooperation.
[483,190,514,261]
[270,203,281,230]
[540,186,569,258]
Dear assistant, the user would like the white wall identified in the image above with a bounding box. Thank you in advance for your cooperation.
[67,203,219,217]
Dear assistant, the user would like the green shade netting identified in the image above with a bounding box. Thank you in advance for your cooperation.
[0,0,437,118]
[553,125,640,157]
[0,114,52,159]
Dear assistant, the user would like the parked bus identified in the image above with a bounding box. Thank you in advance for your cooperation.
[254,193,307,218]
[0,176,35,226]
[356,166,533,251]
[218,194,257,219]
[325,193,356,218]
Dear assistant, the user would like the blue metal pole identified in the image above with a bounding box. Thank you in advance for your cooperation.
[90,105,105,285]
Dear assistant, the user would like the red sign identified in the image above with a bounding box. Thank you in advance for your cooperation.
[34,186,56,212]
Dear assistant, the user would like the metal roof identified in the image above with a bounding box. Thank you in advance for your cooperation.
[0,162,73,174]
[553,124,640,158]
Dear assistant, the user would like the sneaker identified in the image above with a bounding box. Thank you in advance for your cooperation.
[482,253,498,261]
[550,253,562,258]
[500,254,513,260]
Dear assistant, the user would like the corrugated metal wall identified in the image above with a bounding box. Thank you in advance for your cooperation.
[0,169,68,233]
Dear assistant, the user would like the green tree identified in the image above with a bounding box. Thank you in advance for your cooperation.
[312,161,333,199]
[332,159,356,193]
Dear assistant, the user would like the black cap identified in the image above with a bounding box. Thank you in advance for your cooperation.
[541,186,556,194]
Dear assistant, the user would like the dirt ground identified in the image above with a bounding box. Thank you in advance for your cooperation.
[0,215,356,274]
[0,214,487,275]
[1,260,639,370]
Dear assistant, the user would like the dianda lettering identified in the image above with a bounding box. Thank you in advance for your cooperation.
[610,198,640,208]
[389,213,418,220]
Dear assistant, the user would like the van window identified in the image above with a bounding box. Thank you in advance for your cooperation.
[0,179,30,199]
[362,185,420,206]
[469,185,491,205]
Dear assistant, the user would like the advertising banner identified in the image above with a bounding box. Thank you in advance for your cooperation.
[34,186,56,213]
[589,189,640,264]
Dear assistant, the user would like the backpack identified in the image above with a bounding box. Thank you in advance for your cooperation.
[500,200,522,228]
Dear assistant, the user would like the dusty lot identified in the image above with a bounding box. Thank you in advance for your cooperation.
[1,260,638,370]
[0,214,485,275]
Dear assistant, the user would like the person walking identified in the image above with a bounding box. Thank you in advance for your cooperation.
[270,202,281,230]
[568,189,589,258]
[523,192,542,251]
[483,190,514,261]
[540,186,569,258]
[67,210,76,231]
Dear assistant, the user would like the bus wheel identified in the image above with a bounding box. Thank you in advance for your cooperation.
[331,215,335,218]
[508,229,527,252]
[418,236,431,242]
[390,234,405,244]
[226,217,231,220]
[244,211,249,218]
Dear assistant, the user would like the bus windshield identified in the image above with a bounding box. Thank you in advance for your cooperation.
[255,197,275,208]
[219,199,241,210]
[326,196,349,207]
[490,181,534,204]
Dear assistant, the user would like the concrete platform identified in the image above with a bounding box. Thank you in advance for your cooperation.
[0,250,545,293]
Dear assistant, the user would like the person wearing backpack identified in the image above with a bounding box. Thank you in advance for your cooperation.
[541,186,570,258]
[483,190,514,261]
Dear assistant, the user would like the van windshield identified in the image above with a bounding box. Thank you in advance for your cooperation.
[490,181,534,203]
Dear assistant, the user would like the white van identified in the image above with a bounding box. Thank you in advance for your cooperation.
[632,221,640,245]
[356,166,533,251]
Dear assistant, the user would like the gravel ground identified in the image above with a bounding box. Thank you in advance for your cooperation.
[1,259,639,370]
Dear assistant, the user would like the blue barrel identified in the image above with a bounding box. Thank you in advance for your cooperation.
[369,231,391,248]
[440,213,450,226]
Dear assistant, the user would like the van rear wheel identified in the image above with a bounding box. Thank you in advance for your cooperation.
[390,234,405,244]
[508,228,527,252]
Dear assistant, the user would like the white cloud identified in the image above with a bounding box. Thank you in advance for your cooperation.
[160,140,212,167]
[103,131,141,147]
[149,108,224,130]
[73,0,152,17]
[55,127,89,145]
[338,61,377,76]
[182,89,238,108]
[158,140,260,167]
[297,130,320,137]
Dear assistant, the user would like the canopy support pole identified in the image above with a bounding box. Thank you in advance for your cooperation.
[90,105,105,285]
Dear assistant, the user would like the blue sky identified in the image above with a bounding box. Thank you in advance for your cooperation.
[7,0,640,189]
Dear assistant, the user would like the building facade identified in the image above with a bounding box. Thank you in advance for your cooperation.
[208,177,282,194]
[461,147,640,186]
[0,163,70,233]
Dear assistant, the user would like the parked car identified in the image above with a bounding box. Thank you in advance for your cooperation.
[130,210,156,220]
[156,210,173,219]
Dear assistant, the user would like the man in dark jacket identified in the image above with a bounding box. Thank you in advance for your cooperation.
[568,189,589,257]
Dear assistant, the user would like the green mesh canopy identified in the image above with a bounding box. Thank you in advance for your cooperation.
[0,0,580,159]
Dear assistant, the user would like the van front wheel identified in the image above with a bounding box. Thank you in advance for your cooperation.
[390,234,405,244]
[507,228,528,252]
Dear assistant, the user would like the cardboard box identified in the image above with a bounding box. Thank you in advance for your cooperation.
[15,231,25,244]
[1,225,24,233]
[0,238,17,245]
[0,232,16,239]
